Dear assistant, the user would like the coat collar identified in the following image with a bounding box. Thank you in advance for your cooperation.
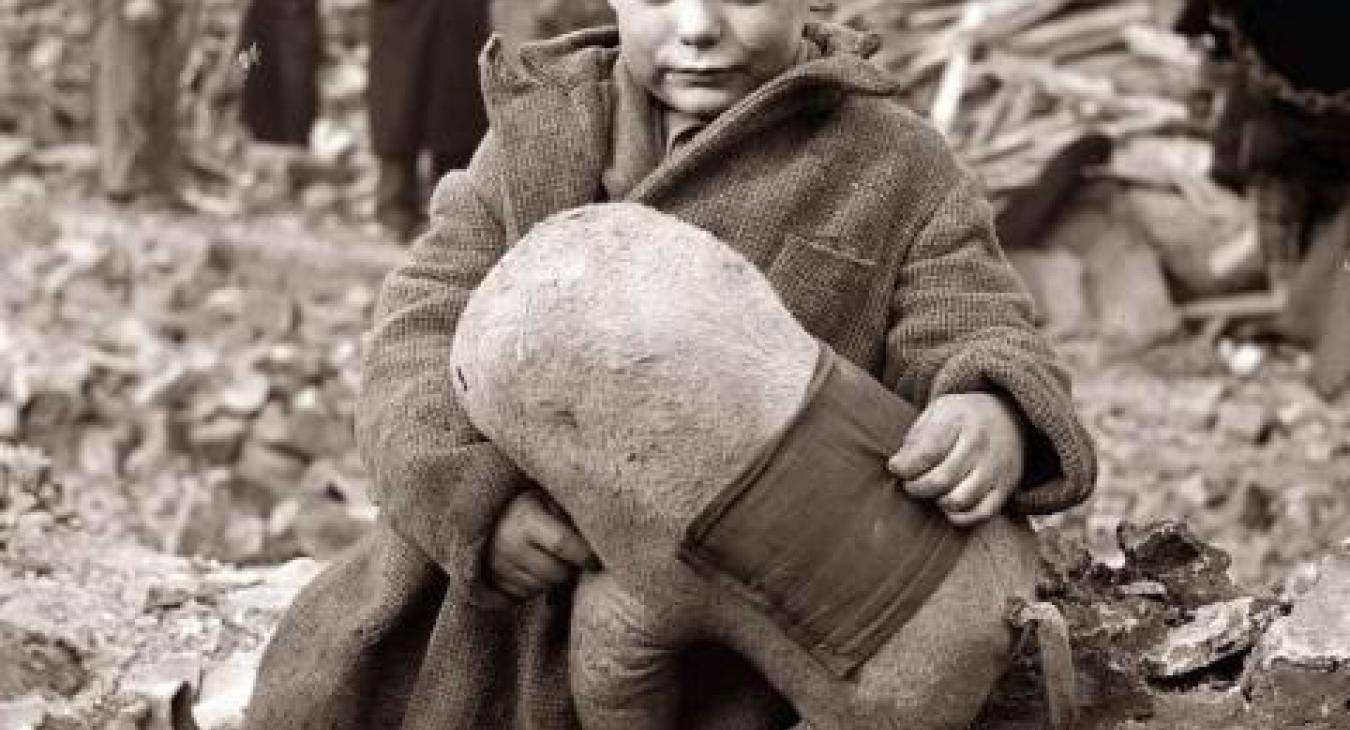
[479,22,898,240]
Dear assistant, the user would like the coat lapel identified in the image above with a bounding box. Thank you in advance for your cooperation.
[480,35,611,243]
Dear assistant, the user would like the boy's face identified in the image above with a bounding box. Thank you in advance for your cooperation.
[610,0,811,120]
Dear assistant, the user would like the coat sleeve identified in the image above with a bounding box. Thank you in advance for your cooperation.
[355,131,525,600]
[884,167,1097,515]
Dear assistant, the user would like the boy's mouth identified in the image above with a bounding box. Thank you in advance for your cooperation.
[665,67,741,86]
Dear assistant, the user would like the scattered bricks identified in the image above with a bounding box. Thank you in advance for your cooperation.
[0,445,51,499]
[1118,521,1243,609]
[250,401,291,447]
[0,401,19,440]
[193,653,260,730]
[1142,597,1267,680]
[1007,248,1093,336]
[0,621,88,700]
[1169,381,1226,430]
[0,695,47,728]
[1217,400,1274,443]
[77,426,131,478]
[285,388,351,459]
[282,460,374,559]
[1244,547,1350,730]
[257,343,325,394]
[188,417,248,466]
[214,371,271,418]
[134,351,217,409]
[234,441,307,498]
[249,394,351,462]
[1080,212,1182,348]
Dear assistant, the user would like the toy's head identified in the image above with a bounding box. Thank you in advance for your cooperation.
[450,203,818,558]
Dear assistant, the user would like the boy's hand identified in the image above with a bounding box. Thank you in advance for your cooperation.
[887,393,1026,526]
[487,490,597,600]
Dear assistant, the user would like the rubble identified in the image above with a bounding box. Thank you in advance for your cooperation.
[0,201,382,562]
[0,524,321,730]
[979,521,1347,729]
[1244,546,1350,730]
[1141,597,1267,680]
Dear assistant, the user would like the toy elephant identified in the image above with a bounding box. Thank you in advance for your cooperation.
[450,203,1043,730]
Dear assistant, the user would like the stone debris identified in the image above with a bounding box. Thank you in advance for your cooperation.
[0,527,320,730]
[1244,547,1350,730]
[980,521,1350,729]
[0,203,380,562]
[1216,400,1274,444]
[1142,597,1267,680]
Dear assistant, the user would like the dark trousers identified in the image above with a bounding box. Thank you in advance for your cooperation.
[240,0,320,145]
[368,0,489,238]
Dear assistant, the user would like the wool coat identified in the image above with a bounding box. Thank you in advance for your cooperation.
[245,23,1097,730]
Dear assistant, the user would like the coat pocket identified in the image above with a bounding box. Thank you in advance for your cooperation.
[767,233,877,339]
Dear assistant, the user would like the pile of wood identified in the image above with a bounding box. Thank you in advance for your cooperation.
[826,0,1201,196]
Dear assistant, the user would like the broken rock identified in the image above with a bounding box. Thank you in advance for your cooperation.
[1142,597,1268,680]
[1244,547,1350,730]
[1117,521,1243,609]
[1216,399,1274,444]
[0,621,87,701]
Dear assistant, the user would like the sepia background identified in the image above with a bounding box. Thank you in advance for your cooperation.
[1,0,1346,727]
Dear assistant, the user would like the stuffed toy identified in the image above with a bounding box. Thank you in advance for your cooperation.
[451,203,1046,730]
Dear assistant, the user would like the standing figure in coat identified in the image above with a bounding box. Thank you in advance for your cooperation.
[244,1,1098,728]
[95,0,199,202]
[368,0,491,241]
[238,0,320,146]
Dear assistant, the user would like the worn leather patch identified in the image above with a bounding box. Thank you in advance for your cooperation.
[681,346,968,678]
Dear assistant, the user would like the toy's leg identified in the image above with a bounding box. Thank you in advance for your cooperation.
[715,515,1040,730]
[570,571,681,730]
[849,514,1041,728]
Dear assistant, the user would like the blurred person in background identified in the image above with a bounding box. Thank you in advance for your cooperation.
[367,0,490,242]
[238,0,320,147]
[1177,0,1350,395]
[95,0,199,203]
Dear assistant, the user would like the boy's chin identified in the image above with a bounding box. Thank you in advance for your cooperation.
[659,88,748,120]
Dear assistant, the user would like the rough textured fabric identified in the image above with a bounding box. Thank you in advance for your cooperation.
[683,344,966,679]
[246,22,1096,730]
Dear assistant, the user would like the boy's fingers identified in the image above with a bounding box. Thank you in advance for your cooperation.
[944,476,1018,527]
[489,558,539,600]
[512,545,574,586]
[529,510,596,569]
[888,416,958,481]
[902,428,979,500]
[937,467,991,514]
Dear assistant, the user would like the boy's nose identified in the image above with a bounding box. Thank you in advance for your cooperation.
[674,0,722,49]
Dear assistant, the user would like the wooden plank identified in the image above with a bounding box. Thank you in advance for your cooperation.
[1178,291,1286,320]
[930,1,990,135]
[1005,2,1152,55]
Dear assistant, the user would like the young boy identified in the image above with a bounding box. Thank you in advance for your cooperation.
[245,2,1096,728]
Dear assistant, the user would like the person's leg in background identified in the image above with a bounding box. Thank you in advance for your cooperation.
[368,0,436,241]
[239,0,320,146]
[426,0,491,183]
